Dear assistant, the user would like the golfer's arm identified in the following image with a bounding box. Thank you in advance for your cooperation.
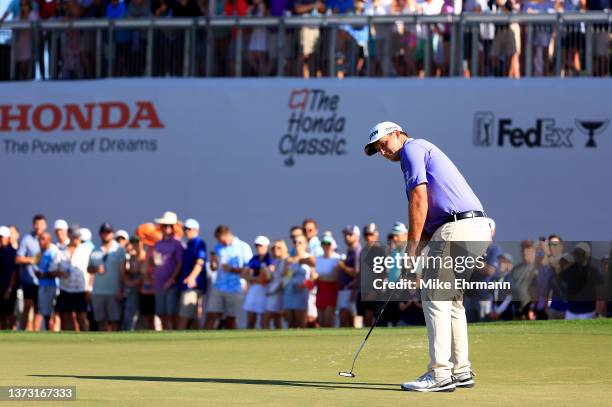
[407,184,428,256]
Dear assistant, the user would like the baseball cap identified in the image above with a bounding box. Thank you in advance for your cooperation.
[321,235,336,246]
[574,242,591,256]
[391,222,408,235]
[254,235,270,246]
[343,224,360,236]
[363,223,378,235]
[0,226,10,238]
[68,224,80,238]
[116,230,129,241]
[364,121,404,156]
[184,218,200,230]
[99,223,114,234]
[80,228,92,242]
[499,252,513,263]
[54,219,68,230]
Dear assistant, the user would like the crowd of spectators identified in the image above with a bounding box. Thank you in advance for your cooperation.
[0,0,610,79]
[0,212,610,332]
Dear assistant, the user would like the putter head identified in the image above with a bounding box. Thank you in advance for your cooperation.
[338,372,355,378]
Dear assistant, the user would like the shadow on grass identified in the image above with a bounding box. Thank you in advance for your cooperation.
[30,374,402,392]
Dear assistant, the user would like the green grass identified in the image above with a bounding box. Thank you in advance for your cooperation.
[1,319,611,406]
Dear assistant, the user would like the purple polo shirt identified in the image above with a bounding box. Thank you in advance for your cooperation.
[400,138,483,234]
[153,237,184,291]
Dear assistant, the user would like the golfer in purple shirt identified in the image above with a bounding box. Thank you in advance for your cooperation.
[365,121,493,392]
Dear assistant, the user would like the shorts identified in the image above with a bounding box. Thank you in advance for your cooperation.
[91,294,121,322]
[491,23,521,57]
[265,292,283,313]
[207,288,241,318]
[0,287,16,317]
[22,282,39,301]
[300,27,320,56]
[139,293,155,316]
[55,291,87,314]
[155,286,179,317]
[178,289,201,319]
[316,281,339,310]
[243,284,266,314]
[38,286,57,317]
[337,289,355,311]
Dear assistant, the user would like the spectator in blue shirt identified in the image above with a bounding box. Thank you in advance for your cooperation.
[178,218,207,330]
[15,213,47,331]
[204,225,252,329]
[326,0,354,14]
[35,232,60,330]
[106,0,129,76]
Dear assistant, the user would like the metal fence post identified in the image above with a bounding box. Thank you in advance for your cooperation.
[235,23,242,77]
[470,23,478,77]
[449,17,457,76]
[190,19,197,76]
[145,20,153,77]
[32,21,39,80]
[276,18,285,77]
[50,29,58,79]
[525,23,533,77]
[554,13,562,77]
[328,24,337,78]
[585,22,593,76]
[424,23,431,77]
[107,22,115,77]
[182,25,190,77]
[9,29,16,80]
[95,28,102,78]
[205,17,213,77]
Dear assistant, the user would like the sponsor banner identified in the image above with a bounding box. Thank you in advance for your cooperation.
[0,79,610,244]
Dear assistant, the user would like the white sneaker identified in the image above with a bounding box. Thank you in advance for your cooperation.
[401,372,456,392]
[452,371,475,388]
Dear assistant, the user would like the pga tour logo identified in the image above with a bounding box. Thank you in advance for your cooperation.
[473,112,609,148]
[278,89,347,167]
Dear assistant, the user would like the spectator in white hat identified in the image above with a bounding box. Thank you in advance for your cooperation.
[337,225,361,328]
[263,240,288,329]
[115,230,130,249]
[177,218,207,330]
[53,219,69,250]
[314,234,341,328]
[243,235,272,329]
[56,225,92,331]
[151,211,184,330]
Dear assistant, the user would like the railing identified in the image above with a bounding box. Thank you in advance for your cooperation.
[0,12,610,80]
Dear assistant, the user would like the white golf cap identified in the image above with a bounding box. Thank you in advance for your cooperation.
[115,230,129,241]
[184,218,200,230]
[574,242,591,256]
[254,235,270,246]
[79,228,92,242]
[0,226,10,238]
[391,222,408,235]
[54,219,68,230]
[155,211,178,225]
[364,121,404,156]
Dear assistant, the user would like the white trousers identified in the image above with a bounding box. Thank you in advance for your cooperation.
[421,217,493,380]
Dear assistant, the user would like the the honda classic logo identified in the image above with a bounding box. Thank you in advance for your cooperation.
[279,89,347,167]
[473,112,608,148]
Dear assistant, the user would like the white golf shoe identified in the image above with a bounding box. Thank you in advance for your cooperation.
[452,371,475,388]
[401,372,456,392]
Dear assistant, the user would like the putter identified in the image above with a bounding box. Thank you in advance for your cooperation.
[339,246,429,379]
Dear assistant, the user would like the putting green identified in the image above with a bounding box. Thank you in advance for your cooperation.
[1,319,611,406]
